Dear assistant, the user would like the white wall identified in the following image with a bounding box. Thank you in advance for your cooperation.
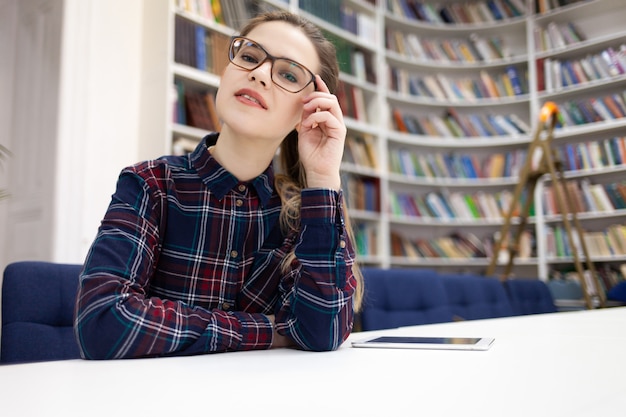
[0,0,148,269]
[53,0,146,264]
[0,0,18,269]
[0,0,64,268]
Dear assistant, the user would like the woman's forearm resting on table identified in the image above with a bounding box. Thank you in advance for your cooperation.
[73,186,356,359]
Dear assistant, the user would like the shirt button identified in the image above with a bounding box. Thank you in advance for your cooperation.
[230,250,238,258]
[222,302,231,310]
[238,184,246,192]
[236,199,243,207]
[340,240,346,248]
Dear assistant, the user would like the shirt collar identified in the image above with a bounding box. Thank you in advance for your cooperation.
[190,133,275,206]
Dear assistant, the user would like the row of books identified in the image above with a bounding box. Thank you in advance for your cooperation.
[390,230,508,260]
[327,33,377,84]
[389,189,528,221]
[172,137,202,155]
[338,4,378,45]
[538,46,626,92]
[387,0,526,25]
[343,134,379,169]
[392,107,530,138]
[175,0,216,20]
[337,82,371,123]
[391,223,626,262]
[174,15,230,75]
[299,0,376,43]
[594,264,626,295]
[550,264,626,297]
[343,174,380,213]
[389,148,527,179]
[173,80,221,132]
[386,29,511,63]
[542,179,626,215]
[594,264,626,296]
[391,222,626,262]
[386,136,626,181]
[387,174,626,222]
[554,91,626,128]
[558,136,626,172]
[174,0,259,29]
[492,229,536,260]
[544,223,626,258]
[389,66,527,101]
[533,21,585,53]
[353,222,378,257]
[536,0,587,14]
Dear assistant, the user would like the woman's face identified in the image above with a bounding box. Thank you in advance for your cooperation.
[216,21,320,142]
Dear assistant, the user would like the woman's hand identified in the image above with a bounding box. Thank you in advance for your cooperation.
[266,314,294,348]
[298,75,346,191]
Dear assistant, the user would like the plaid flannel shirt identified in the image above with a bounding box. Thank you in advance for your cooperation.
[74,134,357,359]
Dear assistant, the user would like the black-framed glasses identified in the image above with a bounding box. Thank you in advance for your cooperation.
[228,36,316,93]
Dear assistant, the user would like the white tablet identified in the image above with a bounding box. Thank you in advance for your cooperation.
[351,336,494,351]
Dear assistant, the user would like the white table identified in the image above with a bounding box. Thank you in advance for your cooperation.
[1,308,625,417]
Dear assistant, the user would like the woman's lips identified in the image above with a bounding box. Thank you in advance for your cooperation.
[235,89,267,109]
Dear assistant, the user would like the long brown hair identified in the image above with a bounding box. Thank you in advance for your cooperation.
[238,11,363,312]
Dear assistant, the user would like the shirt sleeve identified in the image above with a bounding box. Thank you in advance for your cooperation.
[73,167,274,360]
[273,188,357,351]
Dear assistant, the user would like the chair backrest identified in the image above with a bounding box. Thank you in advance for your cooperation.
[503,278,557,315]
[360,268,454,331]
[439,273,515,321]
[1,261,82,364]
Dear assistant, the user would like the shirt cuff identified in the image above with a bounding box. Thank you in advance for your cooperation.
[300,188,343,226]
[231,312,274,350]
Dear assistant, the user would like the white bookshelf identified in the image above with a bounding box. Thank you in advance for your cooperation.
[138,0,626,289]
[379,0,626,287]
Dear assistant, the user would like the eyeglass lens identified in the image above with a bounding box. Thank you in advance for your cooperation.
[230,38,313,92]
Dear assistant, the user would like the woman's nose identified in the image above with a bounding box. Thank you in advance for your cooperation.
[248,60,273,88]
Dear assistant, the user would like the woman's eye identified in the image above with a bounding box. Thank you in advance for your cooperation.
[240,53,259,64]
[279,71,299,84]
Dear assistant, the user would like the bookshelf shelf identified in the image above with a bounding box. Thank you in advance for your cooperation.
[344,119,380,136]
[547,254,626,264]
[388,174,520,187]
[538,75,626,100]
[387,131,531,147]
[387,91,531,107]
[386,50,529,70]
[389,256,539,267]
[173,64,221,87]
[172,123,208,139]
[350,208,382,220]
[552,118,626,141]
[535,31,626,60]
[543,208,626,224]
[389,216,512,227]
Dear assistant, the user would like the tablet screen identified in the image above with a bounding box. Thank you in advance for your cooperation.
[351,335,494,350]
[369,336,482,344]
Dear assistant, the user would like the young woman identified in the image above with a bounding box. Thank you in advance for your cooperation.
[73,11,364,359]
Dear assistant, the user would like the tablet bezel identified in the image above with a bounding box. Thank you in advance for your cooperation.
[351,335,495,351]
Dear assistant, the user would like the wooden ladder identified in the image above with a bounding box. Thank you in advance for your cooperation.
[486,102,605,310]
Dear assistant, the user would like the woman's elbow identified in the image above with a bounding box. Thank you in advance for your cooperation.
[297,327,349,352]
[74,323,111,360]
[74,310,126,360]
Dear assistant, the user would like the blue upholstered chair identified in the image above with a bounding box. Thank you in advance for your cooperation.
[608,281,626,302]
[503,278,557,315]
[439,273,515,321]
[1,261,82,364]
[360,268,454,331]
